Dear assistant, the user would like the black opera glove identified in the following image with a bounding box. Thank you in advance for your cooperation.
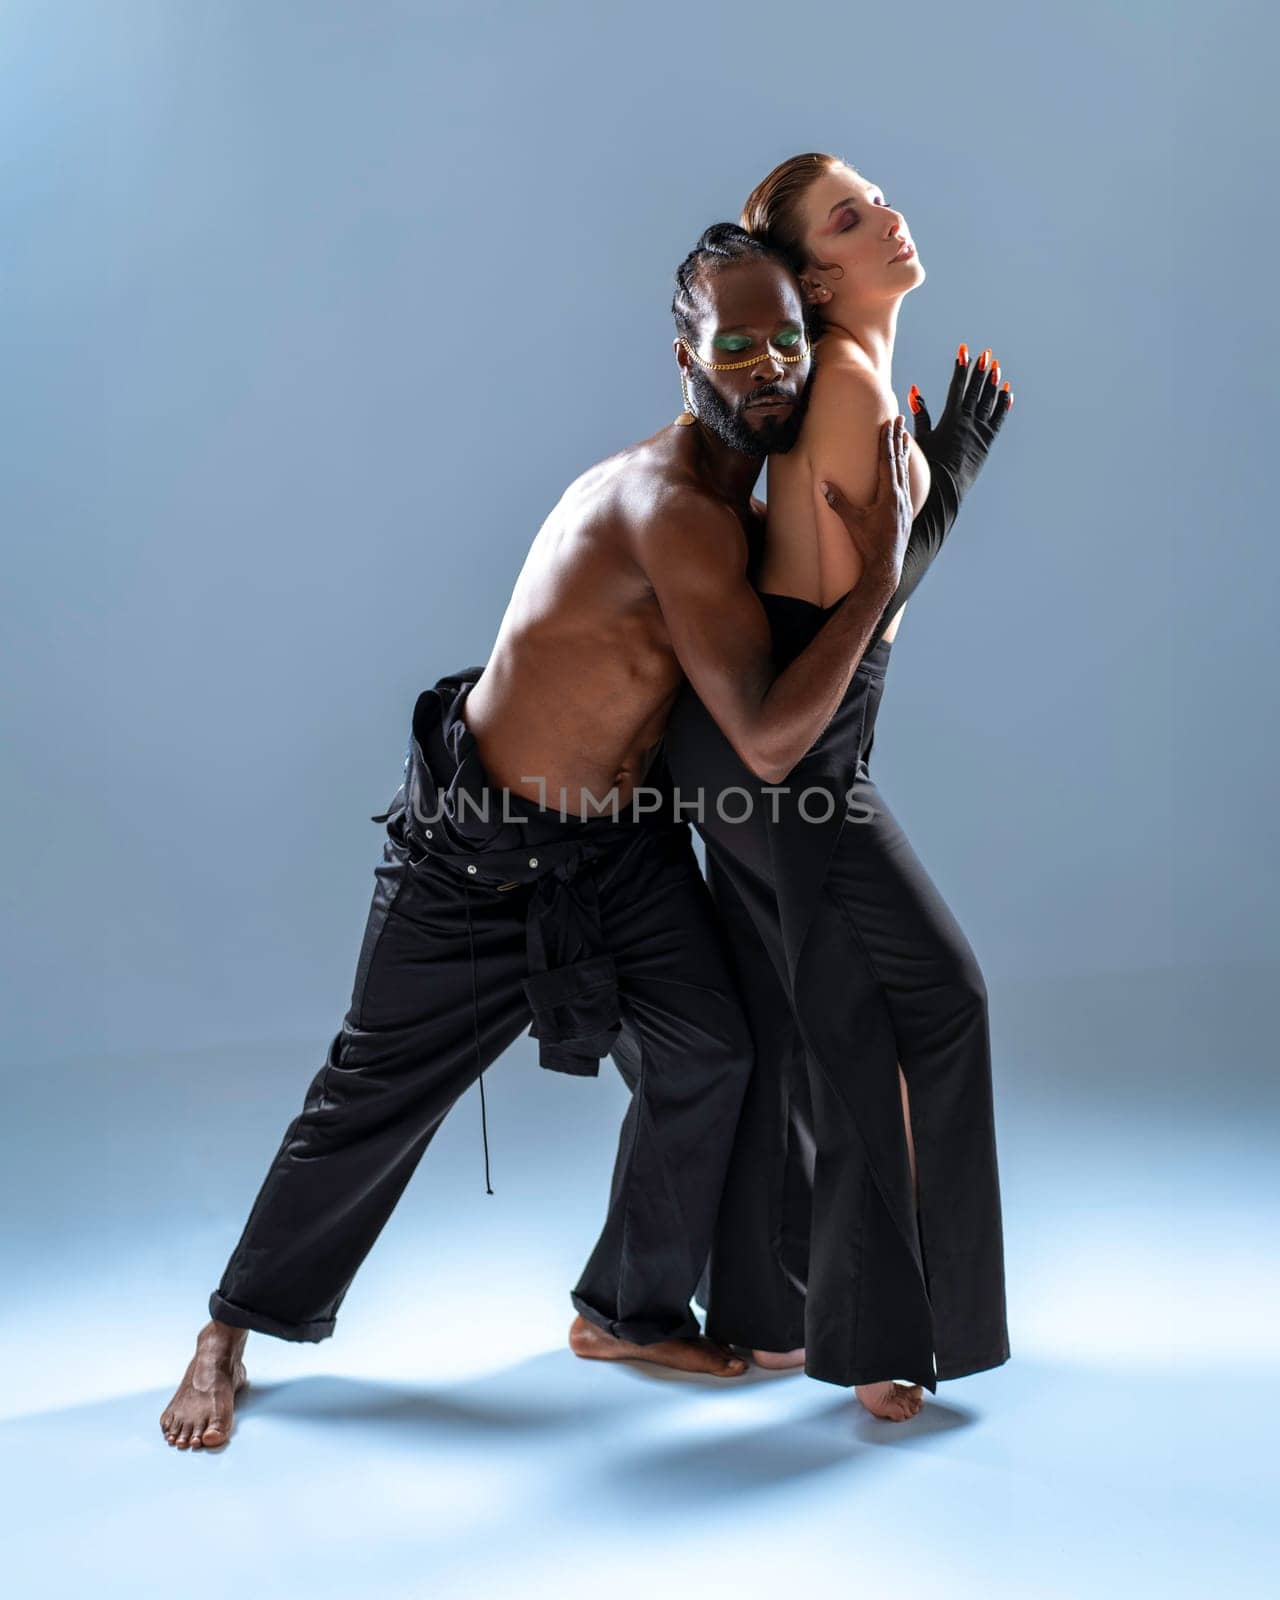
[909,343,1013,501]
[872,346,1014,642]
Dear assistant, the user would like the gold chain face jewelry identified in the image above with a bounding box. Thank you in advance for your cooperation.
[678,335,811,372]
[674,334,810,425]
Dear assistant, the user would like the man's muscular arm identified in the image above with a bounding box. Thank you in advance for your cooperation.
[635,423,911,785]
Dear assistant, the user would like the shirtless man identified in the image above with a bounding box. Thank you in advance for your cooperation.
[159,222,913,1450]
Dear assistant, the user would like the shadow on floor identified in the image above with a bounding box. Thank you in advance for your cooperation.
[209,1348,979,1506]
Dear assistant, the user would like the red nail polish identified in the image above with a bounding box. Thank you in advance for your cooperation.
[977,347,991,371]
[908,384,921,414]
[957,342,969,365]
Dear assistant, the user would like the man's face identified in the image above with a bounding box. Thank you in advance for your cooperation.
[675,260,814,458]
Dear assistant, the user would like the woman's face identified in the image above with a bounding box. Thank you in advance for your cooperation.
[794,162,925,308]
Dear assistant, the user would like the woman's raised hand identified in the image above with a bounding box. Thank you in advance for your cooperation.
[908,344,1013,498]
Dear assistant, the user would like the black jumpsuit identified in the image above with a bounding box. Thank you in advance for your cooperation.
[663,489,1011,1394]
[209,666,754,1347]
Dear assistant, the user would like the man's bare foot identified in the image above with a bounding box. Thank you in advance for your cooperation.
[569,1314,747,1376]
[752,1347,806,1370]
[160,1320,250,1450]
[855,1379,924,1422]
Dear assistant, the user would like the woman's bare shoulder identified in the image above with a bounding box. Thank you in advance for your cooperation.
[810,341,892,410]
[792,340,913,509]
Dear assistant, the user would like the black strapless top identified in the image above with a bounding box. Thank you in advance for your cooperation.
[758,590,894,675]
[663,591,892,796]
[661,591,893,892]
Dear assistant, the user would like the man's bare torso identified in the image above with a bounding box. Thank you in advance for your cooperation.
[463,424,760,815]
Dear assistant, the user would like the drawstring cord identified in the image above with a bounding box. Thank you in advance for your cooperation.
[462,880,494,1195]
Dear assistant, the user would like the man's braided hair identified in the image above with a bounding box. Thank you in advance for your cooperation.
[670,222,802,345]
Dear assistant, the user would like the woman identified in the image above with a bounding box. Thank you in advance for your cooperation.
[664,153,1014,1421]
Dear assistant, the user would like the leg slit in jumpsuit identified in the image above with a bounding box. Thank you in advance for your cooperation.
[665,605,1010,1394]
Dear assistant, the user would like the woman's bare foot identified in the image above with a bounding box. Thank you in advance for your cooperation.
[751,1347,806,1370]
[855,1379,924,1422]
[569,1315,747,1376]
[160,1320,250,1449]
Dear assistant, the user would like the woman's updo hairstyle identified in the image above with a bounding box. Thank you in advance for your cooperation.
[740,151,846,338]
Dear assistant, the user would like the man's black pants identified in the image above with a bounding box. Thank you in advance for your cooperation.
[209,796,754,1347]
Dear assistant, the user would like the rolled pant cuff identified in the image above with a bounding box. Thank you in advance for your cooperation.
[571,1293,701,1347]
[208,1290,336,1344]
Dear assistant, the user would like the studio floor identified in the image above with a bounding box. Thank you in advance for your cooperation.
[3,966,1275,1599]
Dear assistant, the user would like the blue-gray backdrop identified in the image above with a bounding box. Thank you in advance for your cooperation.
[4,5,1278,1595]
[3,1,1268,1067]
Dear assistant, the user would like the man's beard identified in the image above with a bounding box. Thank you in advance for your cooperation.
[687,364,813,458]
